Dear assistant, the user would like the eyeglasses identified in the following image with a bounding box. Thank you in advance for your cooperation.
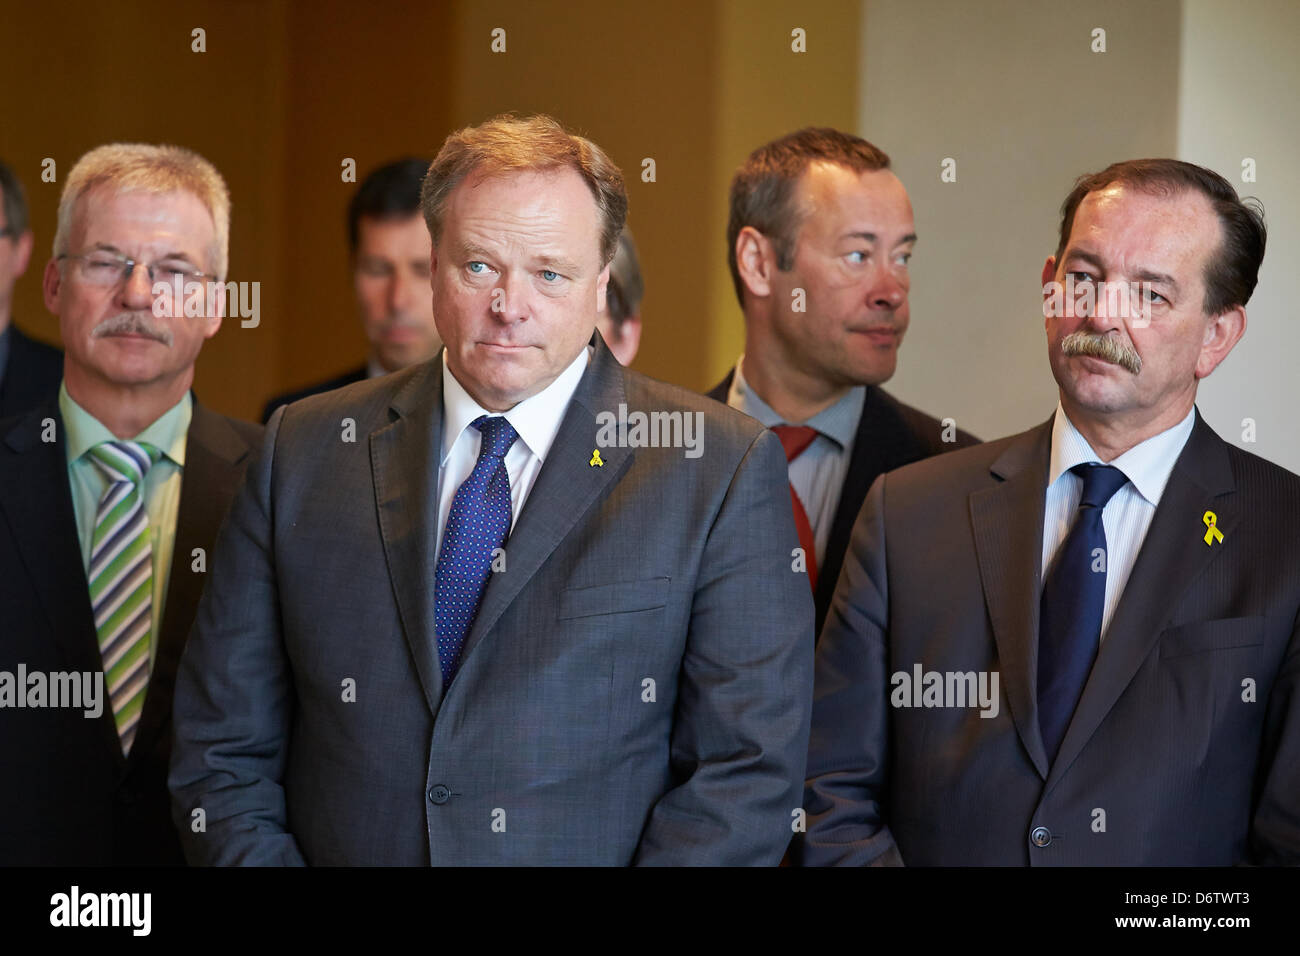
[57,251,213,288]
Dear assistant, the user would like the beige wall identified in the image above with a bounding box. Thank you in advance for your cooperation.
[859,0,1181,440]
[1178,0,1300,474]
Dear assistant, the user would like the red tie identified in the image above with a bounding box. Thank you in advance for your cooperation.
[771,425,819,592]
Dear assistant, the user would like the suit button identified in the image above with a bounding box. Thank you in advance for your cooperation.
[1031,826,1052,847]
[428,784,451,805]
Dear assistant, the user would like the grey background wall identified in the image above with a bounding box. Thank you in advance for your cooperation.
[860,0,1298,474]
[1178,0,1300,475]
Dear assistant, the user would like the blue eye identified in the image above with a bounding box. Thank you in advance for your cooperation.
[540,269,560,282]
[847,251,866,264]
[467,261,487,274]
[894,252,912,266]
[1144,287,1166,304]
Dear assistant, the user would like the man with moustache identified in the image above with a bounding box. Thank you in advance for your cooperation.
[709,128,977,634]
[796,159,1300,866]
[0,144,262,864]
[170,114,813,865]
[261,158,441,422]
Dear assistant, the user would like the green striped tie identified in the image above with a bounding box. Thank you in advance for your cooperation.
[87,440,162,756]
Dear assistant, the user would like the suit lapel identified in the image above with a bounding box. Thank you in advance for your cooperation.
[970,419,1054,779]
[455,337,634,674]
[370,361,446,716]
[1047,409,1237,786]
[0,403,122,760]
[132,402,256,767]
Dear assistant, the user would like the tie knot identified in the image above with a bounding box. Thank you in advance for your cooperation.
[88,440,161,486]
[1070,462,1129,510]
[772,424,819,463]
[472,415,518,459]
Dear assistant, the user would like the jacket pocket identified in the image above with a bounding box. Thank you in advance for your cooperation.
[558,577,671,620]
[1159,616,1266,659]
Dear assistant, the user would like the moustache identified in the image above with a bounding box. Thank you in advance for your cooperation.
[91,312,173,347]
[1061,331,1142,375]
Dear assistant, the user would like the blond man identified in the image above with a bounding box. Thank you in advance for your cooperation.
[0,144,261,864]
[171,114,812,866]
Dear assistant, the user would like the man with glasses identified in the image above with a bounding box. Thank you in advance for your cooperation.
[0,158,63,418]
[0,143,262,864]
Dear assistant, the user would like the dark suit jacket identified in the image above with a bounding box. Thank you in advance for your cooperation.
[708,371,978,633]
[796,409,1300,866]
[171,336,815,865]
[0,395,261,865]
[260,364,367,424]
[0,325,63,419]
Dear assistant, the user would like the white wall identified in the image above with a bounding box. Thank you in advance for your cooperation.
[1178,0,1300,474]
[858,0,1298,467]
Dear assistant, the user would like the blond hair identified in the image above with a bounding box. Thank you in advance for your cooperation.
[53,143,231,279]
[421,114,627,266]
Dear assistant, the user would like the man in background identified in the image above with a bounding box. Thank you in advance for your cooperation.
[261,157,441,421]
[0,143,261,864]
[710,128,976,633]
[0,158,62,418]
[595,225,643,366]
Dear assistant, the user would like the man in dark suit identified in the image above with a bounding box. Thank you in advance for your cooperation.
[260,158,441,422]
[170,114,813,866]
[709,128,976,633]
[0,143,261,865]
[797,159,1300,866]
[0,158,63,418]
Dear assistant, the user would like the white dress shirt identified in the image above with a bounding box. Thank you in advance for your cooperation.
[726,355,864,567]
[435,346,591,564]
[1041,402,1196,641]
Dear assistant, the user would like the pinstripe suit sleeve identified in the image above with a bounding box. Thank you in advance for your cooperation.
[168,405,307,866]
[794,473,903,866]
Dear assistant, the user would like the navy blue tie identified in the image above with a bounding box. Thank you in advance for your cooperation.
[435,415,518,685]
[1038,463,1130,764]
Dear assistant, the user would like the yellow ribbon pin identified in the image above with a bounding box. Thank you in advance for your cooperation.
[1203,510,1224,546]
[589,449,604,467]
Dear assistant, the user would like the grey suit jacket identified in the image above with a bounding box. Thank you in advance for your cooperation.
[794,409,1300,866]
[170,336,814,865]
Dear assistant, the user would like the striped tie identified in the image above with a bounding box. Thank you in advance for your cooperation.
[87,440,161,756]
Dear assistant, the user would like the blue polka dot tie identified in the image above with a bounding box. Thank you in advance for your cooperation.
[435,415,519,685]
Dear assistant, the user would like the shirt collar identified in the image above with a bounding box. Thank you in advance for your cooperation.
[440,345,591,467]
[728,354,863,450]
[58,380,192,468]
[1048,401,1196,506]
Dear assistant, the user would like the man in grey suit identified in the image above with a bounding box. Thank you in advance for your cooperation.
[796,159,1300,865]
[170,114,814,865]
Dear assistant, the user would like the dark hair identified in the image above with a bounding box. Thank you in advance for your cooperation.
[606,226,643,327]
[0,158,29,236]
[727,127,890,307]
[1056,158,1267,315]
[348,158,431,255]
